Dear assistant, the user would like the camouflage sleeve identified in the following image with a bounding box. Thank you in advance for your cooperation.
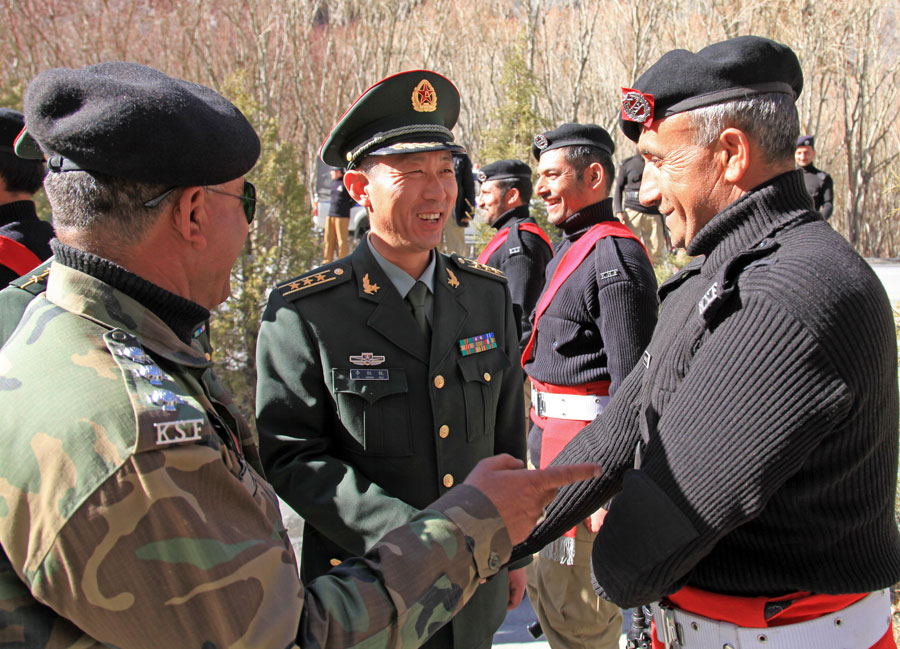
[15,442,303,649]
[299,484,512,648]
[4,440,510,649]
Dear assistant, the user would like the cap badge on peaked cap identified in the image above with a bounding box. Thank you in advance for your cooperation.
[621,88,655,126]
[412,79,438,112]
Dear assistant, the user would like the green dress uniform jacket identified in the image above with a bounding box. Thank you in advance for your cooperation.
[257,241,527,649]
[0,259,515,649]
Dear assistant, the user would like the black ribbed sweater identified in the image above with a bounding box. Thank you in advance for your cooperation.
[524,198,658,394]
[484,205,553,350]
[512,170,900,607]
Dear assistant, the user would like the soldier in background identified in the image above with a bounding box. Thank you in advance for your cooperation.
[443,150,475,255]
[795,135,834,220]
[0,61,598,649]
[613,150,668,263]
[0,107,52,286]
[476,158,552,350]
[322,165,353,262]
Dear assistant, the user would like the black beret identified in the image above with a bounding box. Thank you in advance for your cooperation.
[477,159,532,184]
[321,70,465,169]
[796,135,815,148]
[619,35,803,142]
[532,123,615,161]
[0,108,25,154]
[17,62,260,185]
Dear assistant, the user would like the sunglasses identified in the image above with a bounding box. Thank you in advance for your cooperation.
[143,180,257,224]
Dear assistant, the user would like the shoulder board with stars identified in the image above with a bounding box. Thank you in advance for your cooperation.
[276,263,352,301]
[450,253,507,282]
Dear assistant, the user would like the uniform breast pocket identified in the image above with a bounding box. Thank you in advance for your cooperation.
[332,368,412,457]
[456,350,510,441]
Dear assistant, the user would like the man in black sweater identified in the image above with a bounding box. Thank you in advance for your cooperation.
[523,123,658,649]
[514,36,900,649]
[0,108,52,286]
[476,159,552,350]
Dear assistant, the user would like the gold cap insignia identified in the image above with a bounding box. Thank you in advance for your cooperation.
[412,79,437,113]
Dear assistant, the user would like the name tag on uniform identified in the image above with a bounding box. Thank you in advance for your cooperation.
[509,246,522,254]
[350,369,390,380]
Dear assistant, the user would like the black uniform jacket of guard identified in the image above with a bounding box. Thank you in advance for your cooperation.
[482,204,553,350]
[799,163,834,220]
[513,170,900,607]
[0,200,53,287]
[256,241,526,649]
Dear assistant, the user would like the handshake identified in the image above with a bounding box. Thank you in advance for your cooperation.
[463,454,602,545]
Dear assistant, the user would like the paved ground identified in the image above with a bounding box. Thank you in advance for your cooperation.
[278,258,900,648]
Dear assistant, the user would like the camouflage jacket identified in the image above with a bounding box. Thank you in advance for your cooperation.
[0,262,512,648]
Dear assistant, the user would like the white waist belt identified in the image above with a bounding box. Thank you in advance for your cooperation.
[651,588,890,649]
[531,387,609,421]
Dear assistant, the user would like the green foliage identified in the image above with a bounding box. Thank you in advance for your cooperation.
[479,42,542,165]
[210,72,320,423]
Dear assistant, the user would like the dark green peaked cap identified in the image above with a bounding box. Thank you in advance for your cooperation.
[320,70,465,169]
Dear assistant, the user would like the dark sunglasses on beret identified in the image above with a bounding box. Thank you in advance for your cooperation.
[143,180,257,224]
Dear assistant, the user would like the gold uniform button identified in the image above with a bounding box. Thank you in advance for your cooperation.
[442,474,454,488]
[329,558,341,567]
[439,424,450,439]
[483,372,492,382]
[434,375,445,389]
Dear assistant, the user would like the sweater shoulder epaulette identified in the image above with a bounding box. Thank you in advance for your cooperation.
[450,253,507,282]
[275,261,352,301]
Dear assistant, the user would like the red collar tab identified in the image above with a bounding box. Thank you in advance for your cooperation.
[621,88,655,127]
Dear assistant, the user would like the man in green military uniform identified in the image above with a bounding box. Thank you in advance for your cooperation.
[256,70,529,649]
[0,61,598,648]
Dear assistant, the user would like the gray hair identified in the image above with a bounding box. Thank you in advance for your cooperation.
[43,171,174,243]
[687,92,799,164]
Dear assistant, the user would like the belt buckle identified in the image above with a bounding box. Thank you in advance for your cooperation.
[535,390,546,417]
[658,602,683,649]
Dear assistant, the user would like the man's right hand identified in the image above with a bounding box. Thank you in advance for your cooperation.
[463,454,602,545]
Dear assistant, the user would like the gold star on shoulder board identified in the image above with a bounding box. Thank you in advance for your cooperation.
[447,268,460,288]
[280,268,343,297]
[363,273,380,295]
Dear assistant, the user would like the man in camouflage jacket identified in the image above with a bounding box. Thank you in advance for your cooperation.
[0,61,597,649]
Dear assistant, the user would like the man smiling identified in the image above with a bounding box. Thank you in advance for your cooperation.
[516,36,900,649]
[255,70,528,649]
[523,124,658,649]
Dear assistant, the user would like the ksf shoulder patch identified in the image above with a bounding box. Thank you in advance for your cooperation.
[104,329,213,455]
[277,264,352,300]
[451,254,507,282]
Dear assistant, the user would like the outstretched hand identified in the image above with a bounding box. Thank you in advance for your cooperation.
[464,454,603,545]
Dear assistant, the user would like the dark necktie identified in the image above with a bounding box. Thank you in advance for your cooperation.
[406,280,430,336]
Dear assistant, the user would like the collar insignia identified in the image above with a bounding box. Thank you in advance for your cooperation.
[362,273,380,295]
[412,79,437,112]
[621,88,655,126]
[447,268,460,288]
[459,332,497,356]
[350,352,386,366]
